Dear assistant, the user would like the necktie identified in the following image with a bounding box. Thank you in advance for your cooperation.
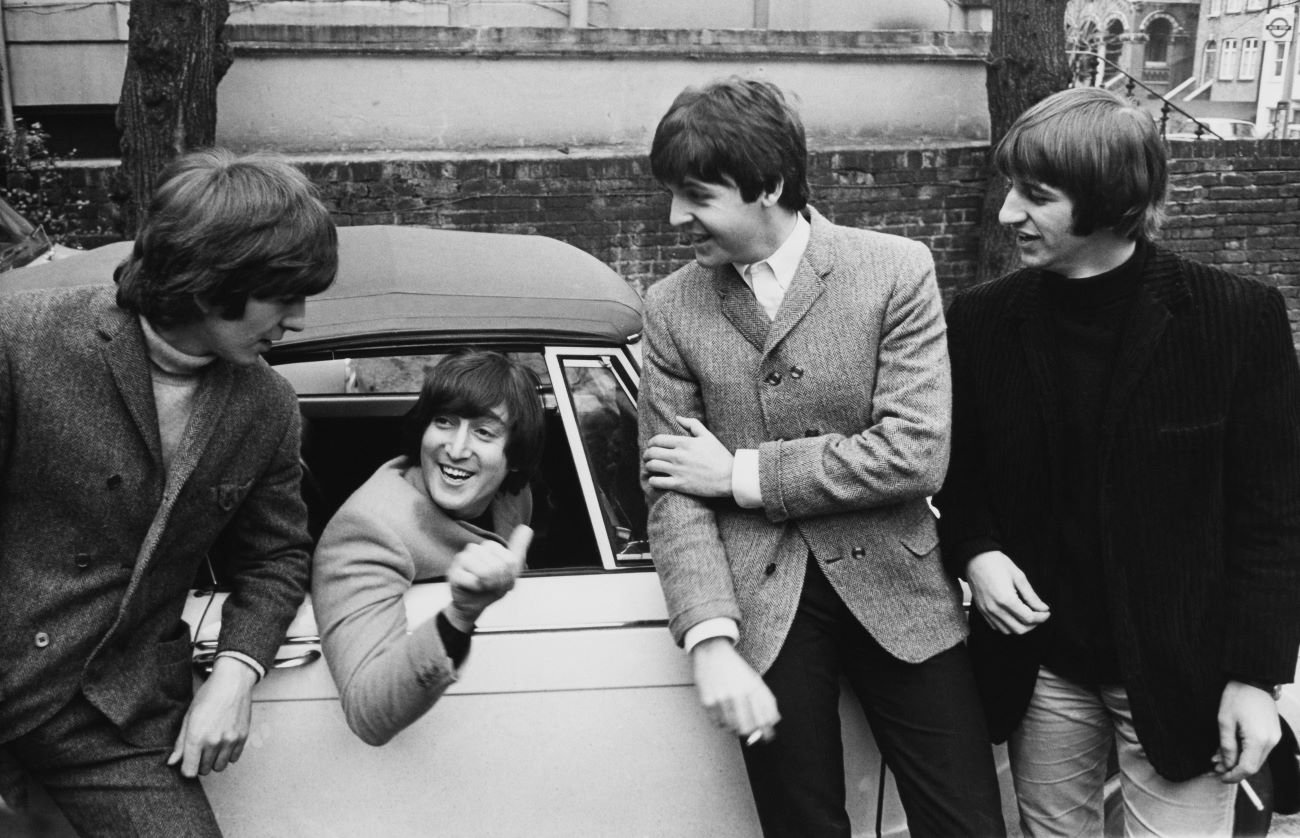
[747,261,782,321]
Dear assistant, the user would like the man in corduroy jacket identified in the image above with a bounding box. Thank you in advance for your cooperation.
[0,150,337,835]
[934,87,1300,836]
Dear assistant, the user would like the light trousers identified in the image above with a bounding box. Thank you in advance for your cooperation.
[1009,666,1235,838]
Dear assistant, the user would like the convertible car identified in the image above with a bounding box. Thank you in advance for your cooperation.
[1,225,1290,837]
[0,225,1004,837]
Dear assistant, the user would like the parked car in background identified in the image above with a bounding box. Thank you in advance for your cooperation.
[0,195,77,273]
[1166,116,1266,141]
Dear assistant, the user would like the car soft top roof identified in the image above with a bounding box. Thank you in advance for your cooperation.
[0,225,643,354]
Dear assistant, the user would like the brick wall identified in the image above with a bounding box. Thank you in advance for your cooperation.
[57,138,1300,338]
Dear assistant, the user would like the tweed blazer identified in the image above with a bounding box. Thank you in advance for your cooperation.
[312,458,531,746]
[0,286,312,748]
[639,207,967,673]
[934,245,1300,780]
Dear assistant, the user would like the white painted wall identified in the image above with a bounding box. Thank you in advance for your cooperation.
[215,55,988,153]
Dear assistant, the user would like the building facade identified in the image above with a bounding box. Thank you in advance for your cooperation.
[0,0,994,157]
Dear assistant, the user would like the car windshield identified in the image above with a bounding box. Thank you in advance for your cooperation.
[0,198,51,272]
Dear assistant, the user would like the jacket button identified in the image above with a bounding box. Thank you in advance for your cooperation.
[851,547,866,559]
[74,554,91,570]
[765,371,782,386]
[789,366,804,379]
[106,474,122,489]
[764,563,777,576]
[34,632,50,648]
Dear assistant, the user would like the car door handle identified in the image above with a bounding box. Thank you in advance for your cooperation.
[192,636,322,677]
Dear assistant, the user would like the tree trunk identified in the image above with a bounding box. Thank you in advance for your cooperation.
[117,0,232,234]
[975,0,1072,286]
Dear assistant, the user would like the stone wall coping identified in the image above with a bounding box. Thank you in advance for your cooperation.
[59,139,1000,170]
[227,25,991,61]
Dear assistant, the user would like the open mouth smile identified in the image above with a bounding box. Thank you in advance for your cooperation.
[439,464,475,482]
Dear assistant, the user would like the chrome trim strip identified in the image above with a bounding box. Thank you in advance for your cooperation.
[194,636,320,650]
[473,618,668,636]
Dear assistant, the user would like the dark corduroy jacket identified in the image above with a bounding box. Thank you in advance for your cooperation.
[934,244,1300,781]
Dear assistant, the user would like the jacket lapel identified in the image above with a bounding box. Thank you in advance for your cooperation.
[764,259,826,356]
[98,308,163,466]
[716,266,772,352]
[1099,246,1187,447]
[763,207,828,356]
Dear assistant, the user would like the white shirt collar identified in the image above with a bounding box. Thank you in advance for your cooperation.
[733,211,811,293]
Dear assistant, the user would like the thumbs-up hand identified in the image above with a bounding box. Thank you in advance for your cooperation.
[444,525,533,632]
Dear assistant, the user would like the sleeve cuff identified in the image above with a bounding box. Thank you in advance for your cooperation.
[684,618,740,653]
[215,650,266,682]
[731,449,763,509]
[436,610,472,668]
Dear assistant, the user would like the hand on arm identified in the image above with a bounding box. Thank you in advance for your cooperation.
[965,551,1051,635]
[168,655,258,778]
[1214,680,1281,783]
[644,417,734,499]
[691,637,780,744]
[442,525,533,632]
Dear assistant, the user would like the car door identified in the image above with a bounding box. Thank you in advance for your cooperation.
[181,343,925,837]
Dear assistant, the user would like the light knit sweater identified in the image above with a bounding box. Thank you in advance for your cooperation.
[311,457,531,746]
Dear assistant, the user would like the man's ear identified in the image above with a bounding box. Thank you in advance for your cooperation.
[758,178,784,208]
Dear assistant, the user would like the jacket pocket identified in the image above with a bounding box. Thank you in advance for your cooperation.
[212,478,254,512]
[898,502,940,558]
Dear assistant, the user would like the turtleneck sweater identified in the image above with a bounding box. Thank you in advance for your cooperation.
[139,317,214,473]
[1039,240,1146,686]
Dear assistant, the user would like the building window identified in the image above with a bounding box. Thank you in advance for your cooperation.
[1203,40,1219,83]
[1276,41,1290,77]
[1246,0,1266,9]
[1103,19,1125,78]
[1220,39,1239,80]
[1240,38,1260,80]
[1226,0,1244,13]
[1209,0,1222,16]
[1145,18,1171,65]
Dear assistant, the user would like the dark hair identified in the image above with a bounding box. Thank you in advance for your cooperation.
[115,148,339,326]
[401,351,545,495]
[650,76,809,211]
[994,87,1166,240]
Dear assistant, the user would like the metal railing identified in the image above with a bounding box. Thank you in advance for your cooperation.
[1068,50,1224,140]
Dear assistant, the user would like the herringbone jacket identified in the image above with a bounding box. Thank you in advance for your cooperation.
[639,208,967,674]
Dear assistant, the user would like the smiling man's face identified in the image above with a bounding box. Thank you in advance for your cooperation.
[665,176,779,269]
[418,406,512,520]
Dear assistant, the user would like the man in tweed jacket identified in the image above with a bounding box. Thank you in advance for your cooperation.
[0,150,337,835]
[934,88,1300,835]
[639,77,1003,838]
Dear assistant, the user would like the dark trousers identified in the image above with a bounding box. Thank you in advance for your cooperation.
[741,558,1005,838]
[3,694,221,838]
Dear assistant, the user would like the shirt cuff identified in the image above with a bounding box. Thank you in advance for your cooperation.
[684,618,740,653]
[731,449,763,509]
[215,650,265,682]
